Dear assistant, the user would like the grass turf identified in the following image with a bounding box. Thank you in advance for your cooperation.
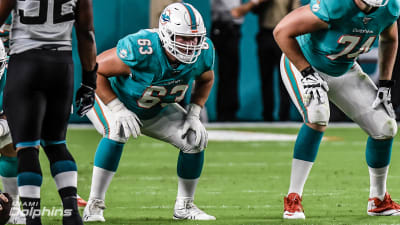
[33,126,400,225]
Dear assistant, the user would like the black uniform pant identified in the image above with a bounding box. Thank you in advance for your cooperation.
[4,49,74,147]
[257,28,291,121]
[211,21,241,121]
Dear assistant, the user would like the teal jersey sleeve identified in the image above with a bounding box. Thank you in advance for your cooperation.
[201,38,215,72]
[309,0,353,23]
[298,0,400,76]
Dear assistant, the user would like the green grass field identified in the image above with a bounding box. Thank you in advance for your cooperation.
[34,125,400,225]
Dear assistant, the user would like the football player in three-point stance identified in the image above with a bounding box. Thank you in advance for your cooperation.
[274,0,400,219]
[83,3,216,222]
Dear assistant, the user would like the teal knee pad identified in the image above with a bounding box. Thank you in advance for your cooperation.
[293,124,324,162]
[177,151,204,179]
[94,138,124,172]
[0,156,17,177]
[366,137,393,168]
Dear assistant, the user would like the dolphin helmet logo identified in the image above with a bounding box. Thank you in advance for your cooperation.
[160,9,171,25]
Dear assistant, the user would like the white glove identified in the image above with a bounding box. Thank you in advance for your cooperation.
[372,80,396,119]
[107,98,142,139]
[301,67,329,106]
[181,103,208,151]
[0,119,9,137]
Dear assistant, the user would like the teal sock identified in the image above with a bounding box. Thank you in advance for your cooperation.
[94,138,124,172]
[177,151,204,179]
[366,137,393,168]
[293,124,324,162]
[0,155,18,177]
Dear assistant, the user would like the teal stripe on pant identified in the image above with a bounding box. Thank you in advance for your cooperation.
[366,137,393,168]
[177,151,204,179]
[293,124,324,162]
[94,138,124,172]
[94,99,110,136]
[284,56,309,123]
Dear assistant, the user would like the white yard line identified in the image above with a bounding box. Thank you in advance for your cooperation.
[68,122,362,130]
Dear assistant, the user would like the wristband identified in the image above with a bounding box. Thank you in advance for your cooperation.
[378,80,395,88]
[187,103,202,118]
[300,66,315,77]
[82,63,98,89]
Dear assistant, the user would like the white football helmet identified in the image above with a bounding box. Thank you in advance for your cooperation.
[0,41,6,79]
[158,3,206,64]
[362,0,389,7]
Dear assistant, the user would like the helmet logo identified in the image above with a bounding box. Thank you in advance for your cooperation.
[160,9,171,25]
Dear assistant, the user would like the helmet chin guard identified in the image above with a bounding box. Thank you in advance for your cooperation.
[158,3,206,64]
[362,0,389,7]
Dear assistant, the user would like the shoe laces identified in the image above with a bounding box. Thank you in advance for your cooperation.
[380,193,400,210]
[178,199,204,216]
[90,199,106,211]
[285,193,303,212]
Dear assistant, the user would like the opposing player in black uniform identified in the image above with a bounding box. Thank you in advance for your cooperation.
[0,0,97,225]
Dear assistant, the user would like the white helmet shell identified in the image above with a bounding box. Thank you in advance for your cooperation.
[158,3,206,64]
[362,0,389,7]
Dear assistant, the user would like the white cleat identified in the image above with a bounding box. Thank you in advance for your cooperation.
[173,198,216,221]
[83,199,106,222]
[8,204,26,224]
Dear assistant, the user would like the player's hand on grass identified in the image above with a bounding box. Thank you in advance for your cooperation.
[107,98,142,139]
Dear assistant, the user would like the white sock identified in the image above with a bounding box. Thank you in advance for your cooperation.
[2,176,18,196]
[369,166,388,200]
[177,177,199,200]
[89,166,115,201]
[2,177,19,207]
[288,158,314,197]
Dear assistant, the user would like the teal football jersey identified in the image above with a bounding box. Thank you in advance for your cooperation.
[113,29,215,120]
[297,0,400,76]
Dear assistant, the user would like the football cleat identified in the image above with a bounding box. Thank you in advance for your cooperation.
[7,201,26,224]
[368,192,400,216]
[77,194,87,208]
[83,199,106,222]
[173,198,216,220]
[283,193,305,219]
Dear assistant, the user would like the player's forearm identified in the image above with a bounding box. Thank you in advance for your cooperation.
[0,0,14,27]
[77,30,97,71]
[378,36,397,81]
[274,33,310,71]
[190,71,214,108]
[96,74,117,105]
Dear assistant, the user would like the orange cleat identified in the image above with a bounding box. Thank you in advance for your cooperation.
[368,192,400,216]
[77,194,87,208]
